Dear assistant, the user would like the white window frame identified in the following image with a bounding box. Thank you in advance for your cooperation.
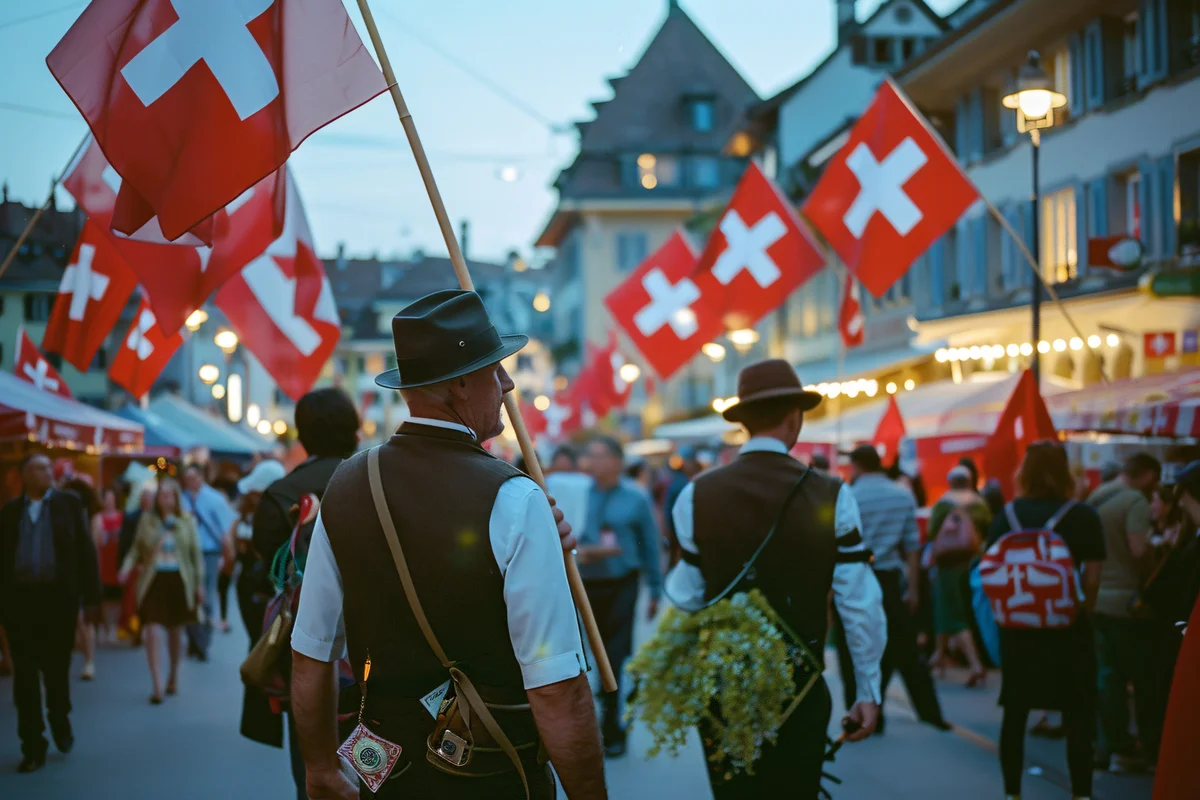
[1040,187,1078,284]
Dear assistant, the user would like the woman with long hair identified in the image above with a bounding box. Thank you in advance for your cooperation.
[118,478,204,704]
[95,487,125,644]
[986,442,1106,800]
[62,477,101,681]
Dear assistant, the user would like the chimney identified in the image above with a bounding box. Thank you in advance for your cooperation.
[335,241,346,270]
[49,176,57,212]
[836,0,856,48]
[2,181,7,203]
[459,219,470,261]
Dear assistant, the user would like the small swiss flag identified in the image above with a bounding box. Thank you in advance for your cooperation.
[14,329,73,398]
[838,274,865,349]
[983,369,1058,499]
[694,162,825,331]
[803,79,978,298]
[108,298,184,400]
[604,231,720,379]
[872,395,906,461]
[1143,331,1177,359]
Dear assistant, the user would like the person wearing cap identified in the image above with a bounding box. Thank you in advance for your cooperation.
[218,460,286,636]
[838,443,950,732]
[290,291,604,800]
[664,359,885,797]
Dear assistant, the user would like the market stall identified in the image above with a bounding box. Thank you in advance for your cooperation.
[115,393,274,463]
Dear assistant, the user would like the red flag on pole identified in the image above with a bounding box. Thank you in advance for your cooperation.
[838,274,865,349]
[108,298,184,399]
[1153,596,1200,799]
[983,369,1058,498]
[14,329,73,398]
[872,395,906,462]
[47,0,387,241]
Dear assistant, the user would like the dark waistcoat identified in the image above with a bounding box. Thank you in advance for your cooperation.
[321,423,527,736]
[692,451,842,656]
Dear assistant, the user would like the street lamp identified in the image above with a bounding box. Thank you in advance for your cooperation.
[1003,51,1066,382]
[618,363,641,383]
[214,329,239,354]
[198,364,220,385]
[185,309,208,332]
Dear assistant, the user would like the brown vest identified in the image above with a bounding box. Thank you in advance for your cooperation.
[692,450,842,656]
[321,423,528,744]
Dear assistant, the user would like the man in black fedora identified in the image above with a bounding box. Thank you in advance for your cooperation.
[290,290,605,800]
[664,358,886,798]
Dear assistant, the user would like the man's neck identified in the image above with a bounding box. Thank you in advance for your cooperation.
[595,476,620,491]
[26,488,48,502]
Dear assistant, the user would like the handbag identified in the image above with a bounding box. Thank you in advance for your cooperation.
[930,507,981,568]
[365,446,538,800]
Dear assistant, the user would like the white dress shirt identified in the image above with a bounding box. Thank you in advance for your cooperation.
[292,418,586,690]
[664,436,887,705]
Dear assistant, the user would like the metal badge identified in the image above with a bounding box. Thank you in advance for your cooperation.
[434,730,470,767]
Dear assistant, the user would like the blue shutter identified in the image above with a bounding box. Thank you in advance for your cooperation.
[1068,32,1088,117]
[1084,24,1104,109]
[954,96,969,158]
[1000,69,1018,144]
[1158,155,1176,257]
[1138,0,1169,86]
[1138,159,1157,255]
[968,88,984,163]
[1022,201,1037,287]
[1000,205,1015,290]
[1074,184,1090,276]
[1087,178,1108,238]
[955,220,971,296]
[972,216,988,295]
[929,239,945,307]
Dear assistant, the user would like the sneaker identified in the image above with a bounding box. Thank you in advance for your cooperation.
[17,753,46,773]
[1109,753,1146,774]
[603,740,628,759]
[80,662,95,681]
[52,723,74,754]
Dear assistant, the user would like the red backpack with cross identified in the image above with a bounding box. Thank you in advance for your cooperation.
[978,501,1081,629]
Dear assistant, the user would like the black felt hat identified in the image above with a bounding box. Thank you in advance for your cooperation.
[374,290,528,390]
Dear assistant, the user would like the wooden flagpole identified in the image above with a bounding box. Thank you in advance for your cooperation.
[354,0,617,693]
[0,133,89,282]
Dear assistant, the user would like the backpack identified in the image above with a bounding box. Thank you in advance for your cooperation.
[978,501,1081,629]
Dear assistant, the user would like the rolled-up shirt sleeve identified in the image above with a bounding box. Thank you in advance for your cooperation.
[291,513,346,662]
[831,484,886,705]
[664,482,706,609]
[493,477,587,690]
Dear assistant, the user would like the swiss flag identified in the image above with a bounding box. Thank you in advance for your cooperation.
[215,172,340,401]
[14,329,73,398]
[47,0,387,241]
[108,298,184,399]
[41,219,138,372]
[63,138,284,334]
[982,369,1058,499]
[1143,331,1177,358]
[839,274,865,349]
[872,395,906,462]
[518,399,548,439]
[803,79,978,298]
[604,231,718,380]
[694,162,825,331]
[577,333,635,418]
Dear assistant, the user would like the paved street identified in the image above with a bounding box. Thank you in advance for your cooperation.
[0,606,1157,800]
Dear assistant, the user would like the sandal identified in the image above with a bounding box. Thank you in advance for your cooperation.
[150,695,164,705]
[166,681,177,696]
[965,670,987,688]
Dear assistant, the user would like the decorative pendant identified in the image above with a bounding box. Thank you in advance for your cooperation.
[338,722,402,793]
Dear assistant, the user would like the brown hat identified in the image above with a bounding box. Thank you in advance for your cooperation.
[721,358,822,423]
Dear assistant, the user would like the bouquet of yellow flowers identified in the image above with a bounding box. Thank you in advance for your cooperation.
[625,590,814,778]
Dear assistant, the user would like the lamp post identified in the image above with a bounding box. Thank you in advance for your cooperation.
[214,329,240,420]
[1002,51,1066,381]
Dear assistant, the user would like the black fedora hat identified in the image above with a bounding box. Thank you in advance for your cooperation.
[374,290,528,390]
[721,358,822,423]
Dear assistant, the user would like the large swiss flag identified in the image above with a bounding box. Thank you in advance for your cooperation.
[694,162,825,331]
[803,79,978,298]
[41,219,139,372]
[108,298,184,399]
[215,171,339,401]
[605,231,720,380]
[982,369,1058,498]
[14,329,73,398]
[47,0,387,241]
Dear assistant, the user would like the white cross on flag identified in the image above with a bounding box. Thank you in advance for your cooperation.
[109,298,184,399]
[47,0,387,242]
[803,79,979,298]
[14,329,73,398]
[604,231,722,379]
[215,170,340,401]
[41,219,138,372]
[694,162,825,332]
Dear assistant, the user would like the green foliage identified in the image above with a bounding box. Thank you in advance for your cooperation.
[624,590,796,777]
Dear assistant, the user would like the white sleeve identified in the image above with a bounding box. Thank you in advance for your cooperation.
[831,484,887,705]
[291,512,347,663]
[664,481,706,609]
[491,477,586,690]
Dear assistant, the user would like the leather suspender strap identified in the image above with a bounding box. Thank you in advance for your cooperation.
[366,447,530,800]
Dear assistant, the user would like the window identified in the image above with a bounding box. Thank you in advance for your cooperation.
[691,156,720,189]
[1041,187,1078,283]
[636,154,679,189]
[690,99,715,133]
[46,352,62,370]
[901,37,917,62]
[1123,13,1140,92]
[873,37,895,65]
[24,293,51,322]
[1116,172,1142,237]
[851,36,868,65]
[895,5,914,23]
[1046,46,1072,122]
[616,231,648,272]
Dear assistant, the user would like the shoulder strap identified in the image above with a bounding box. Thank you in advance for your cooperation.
[1003,502,1022,533]
[1044,499,1077,532]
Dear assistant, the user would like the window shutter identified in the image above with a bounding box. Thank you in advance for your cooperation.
[972,216,988,296]
[1087,177,1108,238]
[1000,206,1015,290]
[954,95,969,157]
[1084,23,1104,109]
[1138,159,1157,255]
[1022,201,1036,287]
[968,88,984,163]
[1068,32,1087,117]
[955,220,971,296]
[1074,183,1090,275]
[1138,0,1169,86]
[929,238,945,307]
[1158,155,1176,257]
[1000,69,1018,145]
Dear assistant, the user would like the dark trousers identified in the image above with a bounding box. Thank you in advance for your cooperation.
[7,587,78,758]
[835,569,945,725]
[372,759,555,799]
[1094,613,1178,761]
[1001,705,1094,796]
[701,678,832,799]
[583,572,640,743]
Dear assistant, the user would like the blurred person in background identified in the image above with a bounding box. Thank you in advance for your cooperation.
[62,478,101,682]
[223,460,286,638]
[95,487,125,645]
[663,445,706,566]
[1088,453,1167,772]
[119,478,203,705]
[118,484,157,647]
[958,457,981,492]
[1100,461,1122,485]
[548,445,579,475]
[981,478,1006,521]
[180,463,236,661]
[810,452,831,472]
[986,442,1105,800]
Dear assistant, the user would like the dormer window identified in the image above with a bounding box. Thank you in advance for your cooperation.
[691,98,715,132]
[637,153,679,189]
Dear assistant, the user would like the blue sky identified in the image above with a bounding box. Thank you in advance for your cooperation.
[0,0,960,264]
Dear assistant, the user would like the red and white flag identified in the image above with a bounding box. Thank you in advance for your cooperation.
[41,220,139,372]
[215,172,340,401]
[838,274,865,349]
[1144,331,1177,359]
[694,162,825,330]
[62,138,285,334]
[47,0,387,241]
[605,231,718,380]
[983,369,1058,499]
[803,79,978,298]
[872,395,906,462]
[576,333,635,418]
[108,298,184,399]
[14,329,73,398]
